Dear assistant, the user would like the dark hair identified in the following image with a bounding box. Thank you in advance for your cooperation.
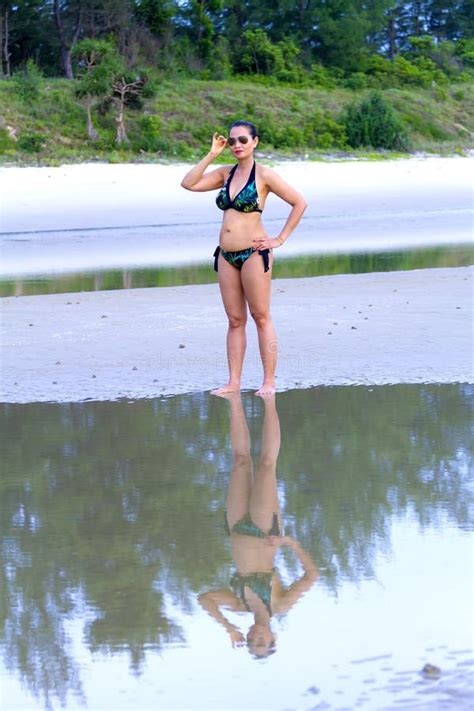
[229,120,258,138]
[249,645,277,660]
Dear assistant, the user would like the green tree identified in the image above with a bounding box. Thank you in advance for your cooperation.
[1,0,473,79]
[239,29,283,75]
[1,1,58,75]
[112,70,147,143]
[455,37,474,68]
[72,38,121,140]
[53,0,134,78]
[237,29,304,82]
[183,0,223,64]
[133,0,176,38]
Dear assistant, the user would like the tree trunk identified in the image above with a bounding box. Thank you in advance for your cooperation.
[54,0,82,79]
[413,1,422,36]
[61,45,74,80]
[3,7,11,77]
[86,100,99,141]
[299,0,308,35]
[114,88,129,144]
[196,0,204,42]
[0,11,3,78]
[387,14,395,61]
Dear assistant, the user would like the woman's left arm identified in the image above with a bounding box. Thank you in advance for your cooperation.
[253,168,308,252]
[266,536,319,615]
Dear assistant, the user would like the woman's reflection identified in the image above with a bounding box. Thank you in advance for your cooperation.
[199,393,318,657]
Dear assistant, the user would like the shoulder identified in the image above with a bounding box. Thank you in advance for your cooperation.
[256,164,282,186]
[214,163,234,182]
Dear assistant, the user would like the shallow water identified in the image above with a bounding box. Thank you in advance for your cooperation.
[1,385,473,710]
[1,243,473,297]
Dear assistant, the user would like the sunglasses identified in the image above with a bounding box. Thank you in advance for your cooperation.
[227,135,251,146]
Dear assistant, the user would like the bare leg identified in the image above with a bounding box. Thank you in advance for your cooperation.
[224,393,253,528]
[241,251,277,396]
[213,253,247,395]
[249,395,282,532]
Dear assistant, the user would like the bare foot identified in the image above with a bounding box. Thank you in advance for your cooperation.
[211,383,241,397]
[212,390,242,403]
[255,383,276,397]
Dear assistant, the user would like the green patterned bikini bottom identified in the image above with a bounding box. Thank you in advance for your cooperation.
[213,246,270,272]
[230,569,274,617]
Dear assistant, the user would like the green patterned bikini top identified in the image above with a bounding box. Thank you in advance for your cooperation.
[216,161,262,213]
[225,512,282,538]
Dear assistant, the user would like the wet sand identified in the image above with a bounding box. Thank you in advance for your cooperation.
[1,266,472,403]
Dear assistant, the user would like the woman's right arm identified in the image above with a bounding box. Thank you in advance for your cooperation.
[267,536,319,615]
[181,132,228,192]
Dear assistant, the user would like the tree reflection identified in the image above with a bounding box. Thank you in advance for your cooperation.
[1,245,472,297]
[276,384,473,588]
[0,384,472,705]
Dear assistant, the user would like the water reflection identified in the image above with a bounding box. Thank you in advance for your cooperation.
[1,243,472,297]
[0,384,472,709]
[199,393,318,656]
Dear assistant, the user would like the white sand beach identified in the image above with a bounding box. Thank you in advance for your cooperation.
[0,156,472,403]
[1,266,472,403]
[0,156,472,276]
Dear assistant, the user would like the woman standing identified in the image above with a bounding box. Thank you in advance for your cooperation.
[181,121,307,395]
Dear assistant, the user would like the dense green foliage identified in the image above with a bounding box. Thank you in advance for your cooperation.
[342,91,409,149]
[0,2,472,160]
[0,73,472,162]
[0,1,472,80]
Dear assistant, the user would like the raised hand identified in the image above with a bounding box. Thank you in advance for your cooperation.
[210,131,227,157]
[228,628,245,647]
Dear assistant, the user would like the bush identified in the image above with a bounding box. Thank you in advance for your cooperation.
[303,112,347,149]
[433,85,448,102]
[365,53,449,88]
[0,127,15,153]
[341,91,408,150]
[206,38,233,80]
[239,29,278,75]
[256,113,280,147]
[310,64,338,88]
[136,114,166,151]
[237,30,305,84]
[344,72,369,90]
[274,125,305,148]
[454,39,474,68]
[17,132,45,153]
[12,59,43,101]
[251,107,347,151]
[452,88,465,101]
[172,141,195,159]
[395,55,448,87]
[275,38,306,84]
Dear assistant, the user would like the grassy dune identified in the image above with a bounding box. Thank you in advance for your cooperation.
[0,77,472,165]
